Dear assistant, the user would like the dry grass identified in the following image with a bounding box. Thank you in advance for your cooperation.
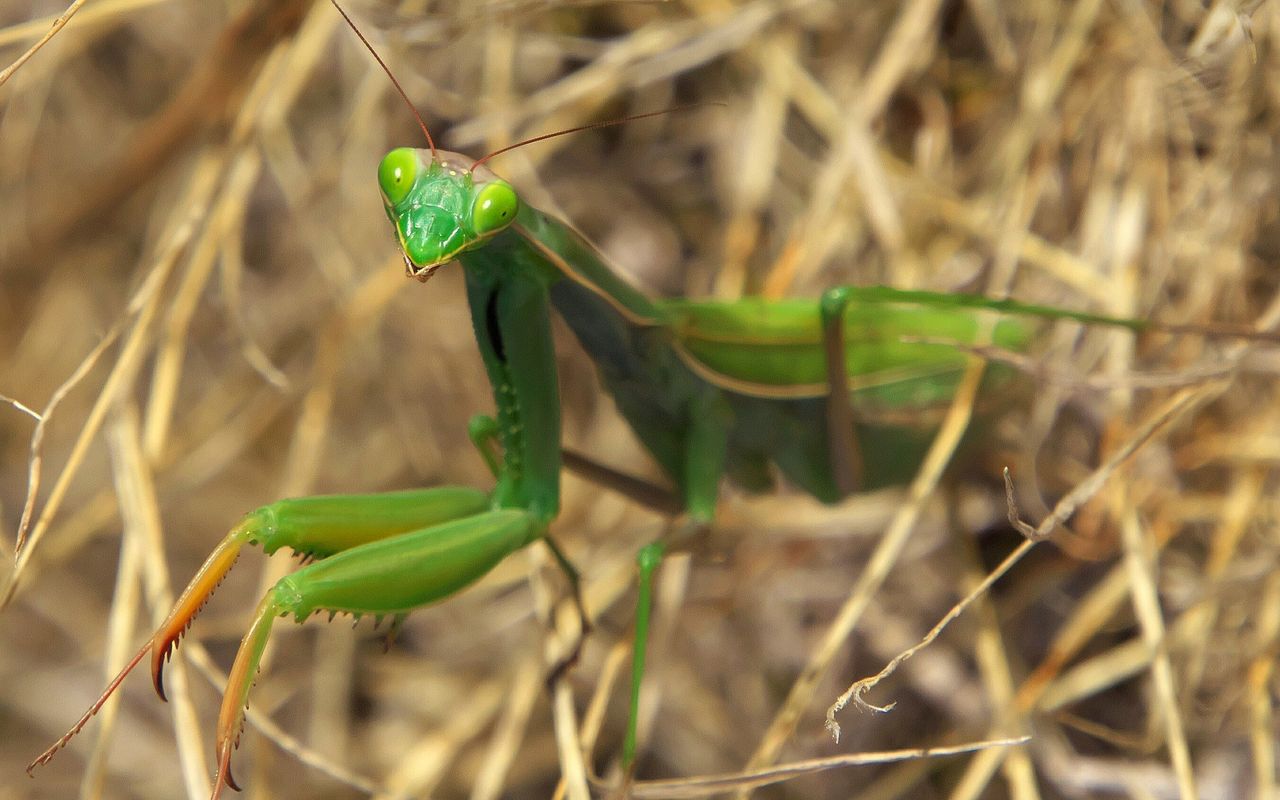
[4,0,1280,798]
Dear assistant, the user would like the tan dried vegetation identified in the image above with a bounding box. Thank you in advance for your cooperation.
[3,0,1280,798]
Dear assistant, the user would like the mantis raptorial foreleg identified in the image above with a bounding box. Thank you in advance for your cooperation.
[170,490,497,687]
[209,507,542,795]
[149,487,492,691]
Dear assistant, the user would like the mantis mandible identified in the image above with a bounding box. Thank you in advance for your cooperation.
[26,3,1277,797]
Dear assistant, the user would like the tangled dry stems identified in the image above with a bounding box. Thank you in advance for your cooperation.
[3,1,1280,797]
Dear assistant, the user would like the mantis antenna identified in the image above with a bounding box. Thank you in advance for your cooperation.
[332,0,714,176]
[330,0,438,160]
[469,106,712,172]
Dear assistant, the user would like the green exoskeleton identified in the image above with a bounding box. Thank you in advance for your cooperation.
[28,3,1274,797]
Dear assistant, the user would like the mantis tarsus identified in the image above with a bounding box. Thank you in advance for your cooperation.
[26,3,1278,797]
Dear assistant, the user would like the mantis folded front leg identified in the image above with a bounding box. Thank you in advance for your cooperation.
[27,486,562,795]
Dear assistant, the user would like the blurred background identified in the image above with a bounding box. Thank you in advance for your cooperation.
[4,0,1280,797]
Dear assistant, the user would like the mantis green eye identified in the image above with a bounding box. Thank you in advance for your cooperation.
[472,181,518,234]
[378,148,418,206]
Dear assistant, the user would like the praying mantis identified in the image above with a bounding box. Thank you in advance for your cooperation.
[21,3,1279,798]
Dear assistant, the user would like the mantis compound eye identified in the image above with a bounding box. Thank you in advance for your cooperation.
[472,181,518,235]
[378,147,418,206]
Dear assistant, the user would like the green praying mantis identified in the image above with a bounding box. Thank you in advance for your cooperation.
[26,3,1278,797]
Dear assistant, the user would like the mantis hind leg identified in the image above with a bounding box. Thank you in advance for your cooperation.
[622,394,728,773]
[820,286,863,495]
[622,540,664,773]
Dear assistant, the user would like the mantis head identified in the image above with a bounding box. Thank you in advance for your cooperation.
[377,147,519,281]
[336,0,683,284]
